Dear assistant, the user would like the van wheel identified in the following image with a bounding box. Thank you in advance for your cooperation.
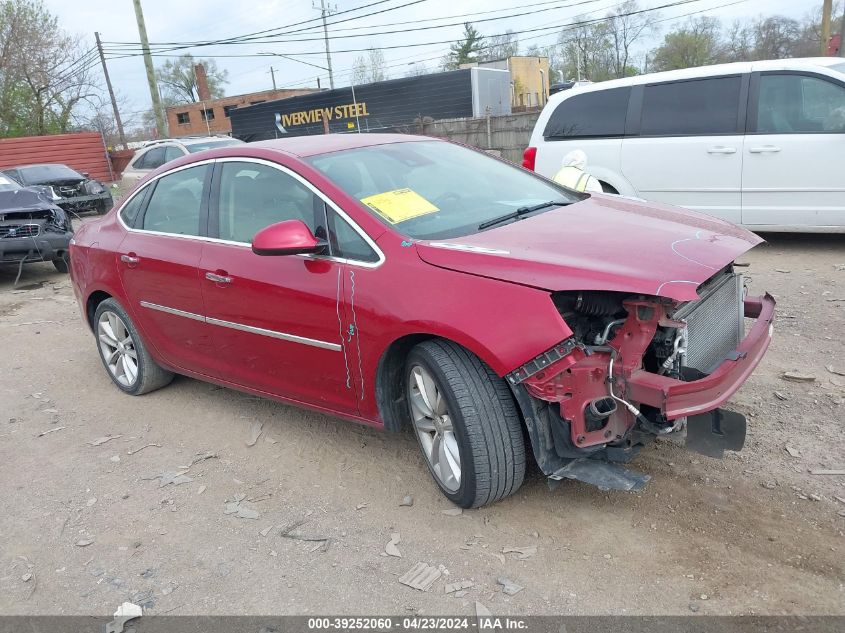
[599,181,619,194]
[93,298,174,395]
[406,340,526,508]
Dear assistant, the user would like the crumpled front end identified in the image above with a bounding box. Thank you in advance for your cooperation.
[506,268,775,490]
[0,206,74,265]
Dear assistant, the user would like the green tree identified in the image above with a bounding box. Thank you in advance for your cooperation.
[0,0,99,137]
[445,23,484,70]
[650,17,723,72]
[156,54,228,104]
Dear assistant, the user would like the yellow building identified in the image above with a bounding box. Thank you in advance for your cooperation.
[476,56,551,109]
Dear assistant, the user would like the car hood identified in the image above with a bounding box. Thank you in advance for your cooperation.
[0,189,60,215]
[414,194,762,302]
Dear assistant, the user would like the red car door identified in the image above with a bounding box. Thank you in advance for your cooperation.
[198,159,359,414]
[117,163,216,374]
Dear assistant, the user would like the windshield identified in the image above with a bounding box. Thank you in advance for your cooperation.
[307,141,579,239]
[17,164,82,184]
[0,174,22,192]
[186,138,245,153]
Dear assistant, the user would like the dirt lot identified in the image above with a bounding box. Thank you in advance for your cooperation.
[0,228,843,616]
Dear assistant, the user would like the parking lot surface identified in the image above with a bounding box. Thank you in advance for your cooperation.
[0,230,843,615]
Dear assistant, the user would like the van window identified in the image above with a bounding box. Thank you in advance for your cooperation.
[756,74,845,134]
[543,87,630,139]
[641,76,742,136]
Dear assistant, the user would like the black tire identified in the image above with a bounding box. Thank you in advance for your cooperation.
[406,340,526,508]
[52,256,69,273]
[93,298,174,395]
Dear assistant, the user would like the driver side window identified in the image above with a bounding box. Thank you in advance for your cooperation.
[756,74,845,134]
[216,162,319,243]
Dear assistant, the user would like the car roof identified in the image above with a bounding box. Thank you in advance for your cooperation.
[545,57,845,104]
[248,133,438,158]
[12,163,75,170]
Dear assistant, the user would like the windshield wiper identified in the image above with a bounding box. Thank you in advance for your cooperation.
[477,200,571,231]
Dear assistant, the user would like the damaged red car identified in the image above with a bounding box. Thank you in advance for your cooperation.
[69,135,775,507]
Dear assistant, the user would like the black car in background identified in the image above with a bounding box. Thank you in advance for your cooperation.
[3,164,113,215]
[0,173,74,275]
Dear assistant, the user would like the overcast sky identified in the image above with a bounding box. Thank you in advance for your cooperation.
[47,0,814,126]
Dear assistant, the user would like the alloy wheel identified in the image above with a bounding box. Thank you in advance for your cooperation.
[408,364,461,492]
[97,311,139,387]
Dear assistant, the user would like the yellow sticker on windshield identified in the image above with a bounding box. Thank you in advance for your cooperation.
[360,188,439,224]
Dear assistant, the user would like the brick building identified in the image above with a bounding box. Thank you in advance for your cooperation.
[165,65,317,136]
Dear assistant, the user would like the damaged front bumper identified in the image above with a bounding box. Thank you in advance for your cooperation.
[507,292,776,491]
[626,294,775,420]
[54,193,113,214]
[0,231,74,264]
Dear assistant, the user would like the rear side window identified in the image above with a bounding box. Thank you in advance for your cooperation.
[141,165,209,236]
[119,192,146,227]
[641,76,742,136]
[543,87,630,139]
[135,147,166,170]
[164,146,184,163]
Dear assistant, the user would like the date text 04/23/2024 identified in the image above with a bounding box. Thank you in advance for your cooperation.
[307,618,528,630]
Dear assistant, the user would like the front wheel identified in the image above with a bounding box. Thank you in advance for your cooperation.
[93,298,174,395]
[52,256,69,273]
[406,340,526,508]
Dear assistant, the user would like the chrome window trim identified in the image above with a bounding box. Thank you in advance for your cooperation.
[139,300,341,352]
[117,158,217,233]
[117,157,386,269]
[214,156,385,269]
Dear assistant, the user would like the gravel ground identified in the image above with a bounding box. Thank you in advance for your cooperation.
[0,228,843,616]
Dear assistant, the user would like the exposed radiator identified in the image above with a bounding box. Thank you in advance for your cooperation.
[672,272,744,374]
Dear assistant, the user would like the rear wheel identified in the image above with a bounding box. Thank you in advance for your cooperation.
[93,298,174,395]
[406,340,526,508]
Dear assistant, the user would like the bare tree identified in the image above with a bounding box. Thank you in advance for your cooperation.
[481,30,519,61]
[607,0,659,78]
[156,54,228,104]
[752,16,802,59]
[351,48,386,85]
[559,17,615,82]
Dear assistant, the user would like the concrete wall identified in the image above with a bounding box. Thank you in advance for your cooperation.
[420,110,540,164]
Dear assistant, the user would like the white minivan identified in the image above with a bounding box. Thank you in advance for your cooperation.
[525,57,845,232]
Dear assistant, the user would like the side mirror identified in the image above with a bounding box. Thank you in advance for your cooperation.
[252,219,326,256]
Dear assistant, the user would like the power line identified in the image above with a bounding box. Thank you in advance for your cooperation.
[102,0,426,54]
[102,0,715,60]
[104,0,601,51]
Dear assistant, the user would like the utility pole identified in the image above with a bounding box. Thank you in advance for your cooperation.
[314,0,335,89]
[95,32,127,149]
[822,0,833,56]
[132,0,166,137]
[269,66,277,90]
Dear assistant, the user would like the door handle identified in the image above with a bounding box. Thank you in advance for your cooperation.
[749,146,781,153]
[120,253,139,266]
[707,146,737,154]
[205,271,232,284]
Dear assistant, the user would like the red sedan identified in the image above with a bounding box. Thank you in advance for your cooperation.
[69,134,775,507]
